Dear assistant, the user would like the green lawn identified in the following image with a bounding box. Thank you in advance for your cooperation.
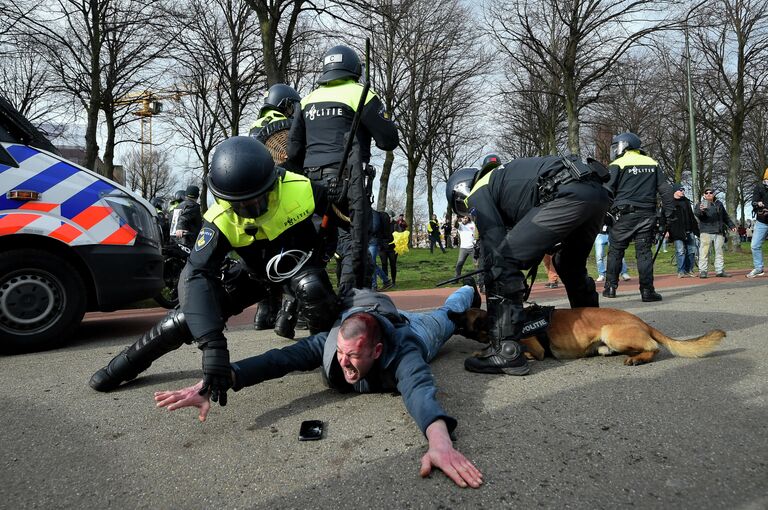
[365,240,761,291]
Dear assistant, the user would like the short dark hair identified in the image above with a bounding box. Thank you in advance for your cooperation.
[339,312,382,348]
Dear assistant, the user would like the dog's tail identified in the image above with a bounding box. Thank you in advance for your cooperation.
[649,328,725,358]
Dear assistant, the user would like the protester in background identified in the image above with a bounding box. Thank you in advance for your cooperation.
[442,219,453,249]
[747,168,768,278]
[668,183,699,278]
[428,214,446,254]
[694,188,736,278]
[594,214,630,283]
[370,210,394,290]
[455,216,477,278]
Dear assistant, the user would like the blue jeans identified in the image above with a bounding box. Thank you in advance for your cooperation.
[368,243,390,288]
[751,221,768,271]
[594,233,627,276]
[400,286,473,361]
[674,233,697,273]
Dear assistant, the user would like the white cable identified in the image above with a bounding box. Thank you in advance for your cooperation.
[265,249,313,282]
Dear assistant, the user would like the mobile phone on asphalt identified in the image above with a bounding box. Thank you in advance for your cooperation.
[299,420,324,441]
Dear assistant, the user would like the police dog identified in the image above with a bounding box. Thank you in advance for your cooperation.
[455,307,725,365]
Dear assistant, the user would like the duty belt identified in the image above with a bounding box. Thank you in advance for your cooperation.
[305,165,340,182]
[614,204,656,214]
[537,156,596,204]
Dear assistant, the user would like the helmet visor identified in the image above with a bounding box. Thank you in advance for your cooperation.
[230,192,271,219]
[610,140,629,161]
[451,183,472,217]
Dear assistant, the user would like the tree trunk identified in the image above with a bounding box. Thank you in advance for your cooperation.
[376,150,395,211]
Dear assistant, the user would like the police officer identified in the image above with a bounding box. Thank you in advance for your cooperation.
[287,44,398,297]
[168,189,185,211]
[89,137,340,403]
[603,132,674,302]
[149,197,169,244]
[249,83,301,171]
[248,83,303,333]
[174,185,202,249]
[446,155,610,375]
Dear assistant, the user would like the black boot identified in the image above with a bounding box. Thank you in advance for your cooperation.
[603,285,617,298]
[641,288,662,302]
[463,293,529,375]
[274,294,297,339]
[89,309,191,392]
[464,339,529,375]
[252,300,274,330]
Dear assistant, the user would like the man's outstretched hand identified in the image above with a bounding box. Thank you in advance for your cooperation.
[421,420,483,488]
[154,380,211,422]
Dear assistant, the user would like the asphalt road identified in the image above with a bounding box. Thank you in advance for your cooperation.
[1,277,766,509]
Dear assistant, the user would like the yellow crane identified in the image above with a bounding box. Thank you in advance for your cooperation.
[115,89,188,170]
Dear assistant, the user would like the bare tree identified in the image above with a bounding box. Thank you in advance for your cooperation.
[123,146,177,199]
[487,0,675,154]
[0,35,59,125]
[691,0,768,222]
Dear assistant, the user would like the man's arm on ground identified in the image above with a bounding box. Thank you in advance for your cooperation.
[420,419,483,488]
[231,332,328,390]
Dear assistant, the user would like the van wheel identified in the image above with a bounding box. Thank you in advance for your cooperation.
[0,249,87,353]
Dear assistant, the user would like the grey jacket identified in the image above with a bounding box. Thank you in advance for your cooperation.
[694,199,735,235]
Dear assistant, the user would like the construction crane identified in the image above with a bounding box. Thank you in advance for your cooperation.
[115,89,188,172]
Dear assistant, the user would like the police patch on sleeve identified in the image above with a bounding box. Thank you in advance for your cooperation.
[195,227,215,251]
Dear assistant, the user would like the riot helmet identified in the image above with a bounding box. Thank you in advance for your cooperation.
[259,83,301,118]
[318,45,362,85]
[185,185,200,199]
[149,197,164,210]
[446,167,479,217]
[208,136,279,219]
[610,132,641,161]
[481,154,501,172]
[173,190,185,202]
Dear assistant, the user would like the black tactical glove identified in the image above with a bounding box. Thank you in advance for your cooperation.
[326,176,348,204]
[198,333,232,406]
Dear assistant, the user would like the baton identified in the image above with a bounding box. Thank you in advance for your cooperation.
[436,268,486,287]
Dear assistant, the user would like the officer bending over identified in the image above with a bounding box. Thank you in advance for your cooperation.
[446,155,610,375]
[89,137,340,404]
[154,285,483,488]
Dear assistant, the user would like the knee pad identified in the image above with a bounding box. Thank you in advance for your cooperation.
[128,308,190,364]
[290,268,339,332]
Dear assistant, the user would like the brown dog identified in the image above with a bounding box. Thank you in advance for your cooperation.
[458,307,725,366]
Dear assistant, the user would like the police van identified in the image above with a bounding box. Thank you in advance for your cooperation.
[0,97,164,352]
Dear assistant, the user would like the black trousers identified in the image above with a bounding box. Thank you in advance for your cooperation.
[606,211,656,290]
[485,181,609,309]
[379,248,398,284]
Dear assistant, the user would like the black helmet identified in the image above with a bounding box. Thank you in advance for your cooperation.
[173,190,185,202]
[445,167,479,217]
[610,132,641,160]
[208,136,278,218]
[259,83,301,118]
[149,197,164,209]
[185,185,200,199]
[480,154,502,174]
[318,45,362,85]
